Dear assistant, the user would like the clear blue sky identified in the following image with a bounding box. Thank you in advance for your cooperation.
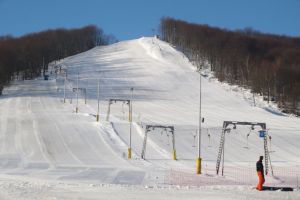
[0,0,300,40]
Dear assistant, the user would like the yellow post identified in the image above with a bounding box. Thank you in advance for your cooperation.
[128,148,132,159]
[129,111,132,122]
[196,157,202,174]
[172,149,177,160]
[96,114,99,122]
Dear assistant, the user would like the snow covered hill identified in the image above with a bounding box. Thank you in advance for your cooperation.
[60,37,300,165]
[0,37,299,199]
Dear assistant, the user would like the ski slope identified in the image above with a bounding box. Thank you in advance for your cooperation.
[0,37,299,199]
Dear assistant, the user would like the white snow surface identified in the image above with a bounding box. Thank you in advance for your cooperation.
[0,37,299,199]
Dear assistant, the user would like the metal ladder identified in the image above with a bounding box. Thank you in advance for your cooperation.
[264,136,269,175]
[216,129,225,175]
[141,131,148,159]
[264,134,273,175]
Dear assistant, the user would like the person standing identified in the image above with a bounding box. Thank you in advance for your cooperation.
[256,156,265,190]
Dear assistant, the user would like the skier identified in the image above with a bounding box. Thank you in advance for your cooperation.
[256,156,265,191]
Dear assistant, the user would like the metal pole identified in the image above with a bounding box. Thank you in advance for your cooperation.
[196,69,202,174]
[172,130,177,160]
[128,87,133,159]
[96,79,100,122]
[76,72,79,113]
[222,135,225,176]
[63,75,66,103]
[297,175,299,191]
[43,56,45,76]
[269,137,272,152]
[84,89,87,104]
[199,71,202,157]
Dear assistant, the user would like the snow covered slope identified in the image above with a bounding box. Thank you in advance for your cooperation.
[0,37,299,199]
[60,37,300,165]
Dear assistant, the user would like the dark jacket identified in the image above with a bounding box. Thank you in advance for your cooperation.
[256,160,264,175]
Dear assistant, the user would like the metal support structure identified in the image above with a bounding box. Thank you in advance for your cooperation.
[73,87,86,110]
[42,56,45,76]
[263,132,273,175]
[128,88,134,159]
[196,69,203,174]
[63,75,66,103]
[96,79,100,122]
[106,99,131,121]
[105,98,132,159]
[106,101,111,121]
[216,123,227,176]
[141,125,176,160]
[264,135,269,174]
[76,72,79,113]
[84,88,87,104]
[141,129,148,159]
[222,132,225,176]
[172,128,176,160]
[216,121,273,176]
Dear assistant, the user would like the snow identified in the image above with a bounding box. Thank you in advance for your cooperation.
[0,176,297,200]
[0,37,299,199]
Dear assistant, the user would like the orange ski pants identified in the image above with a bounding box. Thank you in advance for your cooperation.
[256,171,265,191]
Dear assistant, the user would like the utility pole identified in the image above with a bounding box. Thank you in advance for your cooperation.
[196,68,202,174]
[43,56,45,76]
[84,88,87,104]
[76,72,79,113]
[128,87,134,159]
[63,74,66,103]
[96,79,100,122]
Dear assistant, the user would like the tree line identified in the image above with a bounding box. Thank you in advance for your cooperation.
[0,25,113,89]
[160,17,300,116]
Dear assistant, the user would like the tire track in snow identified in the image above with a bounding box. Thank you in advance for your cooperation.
[33,108,83,166]
[4,98,17,155]
[0,98,10,154]
[53,122,85,166]
[32,117,54,167]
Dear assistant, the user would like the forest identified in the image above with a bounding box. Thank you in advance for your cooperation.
[160,17,300,116]
[0,25,111,89]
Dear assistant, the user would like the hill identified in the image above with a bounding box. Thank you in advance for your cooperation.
[160,17,300,115]
[0,37,299,199]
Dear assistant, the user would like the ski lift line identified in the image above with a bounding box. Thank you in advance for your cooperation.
[223,121,267,130]
[139,122,298,133]
[65,77,122,82]
[62,76,139,88]
[145,125,174,133]
[261,127,300,132]
[223,127,300,132]
[78,77,117,81]
[216,120,273,177]
[62,75,88,107]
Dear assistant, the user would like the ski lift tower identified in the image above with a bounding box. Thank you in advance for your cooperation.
[106,98,132,159]
[216,121,273,176]
[106,99,131,121]
[141,125,176,160]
